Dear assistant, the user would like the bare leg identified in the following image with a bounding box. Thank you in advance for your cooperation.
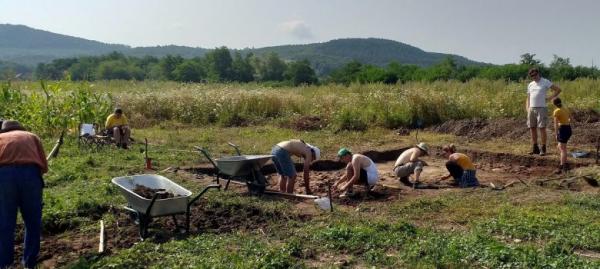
[113,127,122,145]
[279,176,287,192]
[286,175,297,193]
[540,127,547,147]
[530,128,538,144]
[559,143,567,165]
[414,169,422,183]
[122,126,131,146]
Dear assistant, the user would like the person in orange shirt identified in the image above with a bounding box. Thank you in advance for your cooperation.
[0,120,47,269]
[439,144,479,188]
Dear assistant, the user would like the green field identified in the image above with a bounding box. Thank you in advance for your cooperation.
[3,80,600,268]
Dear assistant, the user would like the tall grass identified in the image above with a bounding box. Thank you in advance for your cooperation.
[6,79,600,133]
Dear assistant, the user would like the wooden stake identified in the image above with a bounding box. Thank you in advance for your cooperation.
[98,220,105,253]
[263,190,319,199]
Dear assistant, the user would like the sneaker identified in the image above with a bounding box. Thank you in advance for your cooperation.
[340,190,355,198]
[529,144,540,155]
[539,145,546,156]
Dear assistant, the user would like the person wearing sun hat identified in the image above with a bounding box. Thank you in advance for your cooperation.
[271,139,320,194]
[0,120,47,268]
[334,148,379,198]
[393,142,429,187]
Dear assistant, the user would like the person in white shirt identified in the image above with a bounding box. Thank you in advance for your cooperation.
[526,68,561,156]
[334,148,379,198]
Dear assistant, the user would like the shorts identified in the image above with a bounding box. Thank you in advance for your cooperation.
[106,126,124,137]
[393,161,424,178]
[557,125,572,144]
[527,107,548,128]
[446,161,479,188]
[271,146,296,177]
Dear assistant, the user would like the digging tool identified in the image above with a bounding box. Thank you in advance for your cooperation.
[327,182,334,212]
[414,119,423,143]
[46,131,65,161]
[143,138,153,170]
[590,136,599,161]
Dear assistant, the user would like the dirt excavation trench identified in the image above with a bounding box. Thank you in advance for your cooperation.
[187,145,598,204]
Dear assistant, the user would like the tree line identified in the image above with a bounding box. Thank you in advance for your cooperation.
[22,50,600,84]
[34,47,317,86]
[328,53,600,84]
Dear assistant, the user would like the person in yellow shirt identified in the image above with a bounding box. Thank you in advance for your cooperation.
[552,98,572,173]
[439,144,479,188]
[105,108,131,149]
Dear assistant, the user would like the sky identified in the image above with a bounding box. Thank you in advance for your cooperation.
[1,0,599,66]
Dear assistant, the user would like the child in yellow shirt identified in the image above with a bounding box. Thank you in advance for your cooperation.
[552,98,572,173]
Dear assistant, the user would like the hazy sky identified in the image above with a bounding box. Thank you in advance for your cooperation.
[1,0,599,66]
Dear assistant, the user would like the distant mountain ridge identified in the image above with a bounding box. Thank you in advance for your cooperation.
[0,24,486,75]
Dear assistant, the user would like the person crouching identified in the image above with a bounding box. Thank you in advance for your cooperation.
[440,144,479,187]
[334,148,379,198]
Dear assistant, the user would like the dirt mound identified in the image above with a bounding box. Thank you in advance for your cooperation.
[429,112,600,145]
[429,118,527,140]
[293,116,325,131]
[571,109,600,123]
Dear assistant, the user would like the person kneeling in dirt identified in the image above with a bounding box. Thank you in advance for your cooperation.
[271,139,320,194]
[105,108,131,149]
[334,148,379,198]
[393,143,429,187]
[0,121,47,269]
[439,144,479,187]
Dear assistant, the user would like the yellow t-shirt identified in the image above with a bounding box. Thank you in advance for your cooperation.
[453,153,475,170]
[553,107,570,125]
[105,114,129,129]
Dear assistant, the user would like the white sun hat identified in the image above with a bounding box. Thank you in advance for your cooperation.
[306,143,321,161]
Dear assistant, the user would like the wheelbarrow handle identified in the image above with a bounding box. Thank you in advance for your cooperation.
[188,184,221,207]
[227,142,241,156]
[194,146,218,169]
[145,191,166,216]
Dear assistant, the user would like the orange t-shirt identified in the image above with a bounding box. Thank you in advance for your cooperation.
[0,130,48,173]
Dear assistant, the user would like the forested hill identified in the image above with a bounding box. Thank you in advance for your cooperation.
[0,24,485,74]
[250,38,484,74]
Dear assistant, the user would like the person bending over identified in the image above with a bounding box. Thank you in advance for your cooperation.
[271,139,320,194]
[334,148,378,198]
[439,144,479,188]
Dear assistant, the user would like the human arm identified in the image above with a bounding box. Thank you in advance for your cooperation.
[333,163,352,188]
[526,95,530,112]
[105,116,112,130]
[553,116,559,140]
[35,136,49,174]
[303,158,312,194]
[340,158,361,191]
[548,84,562,101]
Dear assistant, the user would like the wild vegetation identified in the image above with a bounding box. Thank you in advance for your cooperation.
[5,79,599,135]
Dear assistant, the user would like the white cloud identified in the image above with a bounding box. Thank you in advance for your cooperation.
[279,20,314,40]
